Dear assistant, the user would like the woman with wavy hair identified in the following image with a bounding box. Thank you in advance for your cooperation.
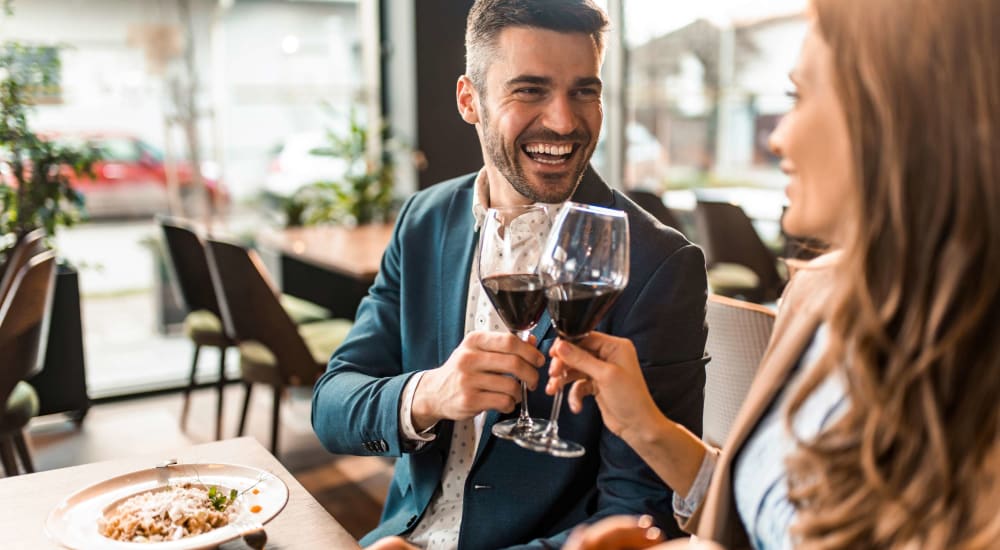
[552,0,1000,548]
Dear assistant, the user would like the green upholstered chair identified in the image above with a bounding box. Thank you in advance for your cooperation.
[626,189,686,232]
[159,219,331,441]
[0,250,56,476]
[204,238,352,456]
[694,200,787,304]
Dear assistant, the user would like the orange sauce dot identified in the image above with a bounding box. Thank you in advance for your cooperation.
[250,505,262,513]
[252,488,260,495]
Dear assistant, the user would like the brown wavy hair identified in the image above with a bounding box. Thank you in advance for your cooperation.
[784,0,1000,548]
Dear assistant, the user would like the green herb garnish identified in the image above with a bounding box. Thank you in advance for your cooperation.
[207,486,239,512]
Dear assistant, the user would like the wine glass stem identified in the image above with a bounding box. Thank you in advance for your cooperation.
[541,388,564,443]
[514,329,533,427]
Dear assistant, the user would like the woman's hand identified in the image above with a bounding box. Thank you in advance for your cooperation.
[563,515,664,550]
[365,536,419,550]
[547,333,663,443]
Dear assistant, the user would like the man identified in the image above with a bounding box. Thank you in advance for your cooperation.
[312,1,708,548]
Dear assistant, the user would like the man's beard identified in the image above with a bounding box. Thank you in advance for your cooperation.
[480,106,593,204]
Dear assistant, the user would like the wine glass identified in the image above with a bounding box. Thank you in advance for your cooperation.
[517,202,630,458]
[479,205,552,441]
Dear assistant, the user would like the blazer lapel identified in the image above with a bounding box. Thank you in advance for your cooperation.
[437,182,477,368]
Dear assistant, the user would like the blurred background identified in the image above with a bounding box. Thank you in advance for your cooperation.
[1,0,806,398]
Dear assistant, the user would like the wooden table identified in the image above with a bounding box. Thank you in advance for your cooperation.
[258,224,394,319]
[0,437,361,549]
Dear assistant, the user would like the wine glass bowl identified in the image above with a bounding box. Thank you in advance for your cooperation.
[478,205,552,441]
[518,202,630,458]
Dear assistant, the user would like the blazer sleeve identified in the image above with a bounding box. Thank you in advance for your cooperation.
[508,243,710,549]
[311,195,417,458]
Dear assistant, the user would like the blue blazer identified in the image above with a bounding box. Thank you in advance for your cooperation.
[312,168,709,549]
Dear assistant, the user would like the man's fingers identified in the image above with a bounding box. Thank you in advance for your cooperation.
[469,331,546,367]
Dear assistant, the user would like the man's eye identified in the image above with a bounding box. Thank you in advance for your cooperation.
[515,87,542,95]
[574,88,600,98]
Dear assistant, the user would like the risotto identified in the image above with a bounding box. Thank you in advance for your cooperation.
[98,483,237,542]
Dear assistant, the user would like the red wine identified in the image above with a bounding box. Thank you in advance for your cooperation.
[545,282,622,341]
[481,273,547,331]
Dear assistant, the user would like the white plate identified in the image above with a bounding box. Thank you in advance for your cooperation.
[45,463,289,550]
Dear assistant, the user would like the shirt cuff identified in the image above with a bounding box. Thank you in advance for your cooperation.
[399,371,438,447]
[672,447,721,518]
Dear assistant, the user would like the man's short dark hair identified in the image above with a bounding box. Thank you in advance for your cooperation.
[465,0,610,92]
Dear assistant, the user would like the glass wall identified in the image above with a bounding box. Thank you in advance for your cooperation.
[617,0,807,238]
[2,0,368,397]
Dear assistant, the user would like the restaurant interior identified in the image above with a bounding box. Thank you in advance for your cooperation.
[1,0,817,547]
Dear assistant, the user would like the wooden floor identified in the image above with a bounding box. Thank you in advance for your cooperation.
[20,383,393,540]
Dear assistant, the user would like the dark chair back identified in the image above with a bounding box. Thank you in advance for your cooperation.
[204,239,319,384]
[0,251,57,404]
[159,218,223,318]
[695,200,785,302]
[0,229,46,308]
[626,190,685,232]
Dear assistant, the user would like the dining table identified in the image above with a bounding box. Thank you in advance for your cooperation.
[0,436,362,549]
[257,223,394,320]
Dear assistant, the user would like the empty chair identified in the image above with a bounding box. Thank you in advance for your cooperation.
[695,200,786,303]
[626,189,686,232]
[0,250,57,476]
[702,294,776,447]
[159,218,331,440]
[204,238,353,456]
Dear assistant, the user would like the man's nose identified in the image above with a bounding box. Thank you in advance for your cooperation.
[542,95,578,135]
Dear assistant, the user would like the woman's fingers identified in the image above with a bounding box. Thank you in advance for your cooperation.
[562,515,664,550]
[568,378,596,413]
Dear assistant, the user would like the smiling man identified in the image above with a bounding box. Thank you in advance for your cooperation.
[312,1,709,548]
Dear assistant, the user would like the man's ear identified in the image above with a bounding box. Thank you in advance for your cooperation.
[456,75,480,125]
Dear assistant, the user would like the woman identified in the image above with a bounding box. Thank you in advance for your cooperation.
[551,0,1000,548]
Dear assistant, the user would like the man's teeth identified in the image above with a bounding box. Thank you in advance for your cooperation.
[524,143,573,156]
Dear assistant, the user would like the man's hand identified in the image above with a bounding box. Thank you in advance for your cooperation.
[411,331,546,431]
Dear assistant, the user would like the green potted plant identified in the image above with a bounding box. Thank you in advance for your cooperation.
[1,15,96,422]
[283,109,399,228]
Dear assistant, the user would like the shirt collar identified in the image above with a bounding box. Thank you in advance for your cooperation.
[471,167,563,231]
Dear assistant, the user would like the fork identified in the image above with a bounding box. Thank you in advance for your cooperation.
[232,518,267,549]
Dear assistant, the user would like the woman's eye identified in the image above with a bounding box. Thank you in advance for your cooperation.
[785,90,801,103]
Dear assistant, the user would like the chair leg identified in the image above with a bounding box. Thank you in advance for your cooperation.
[271,386,283,457]
[215,347,227,441]
[13,431,34,474]
[237,382,253,436]
[0,438,19,476]
[180,344,201,431]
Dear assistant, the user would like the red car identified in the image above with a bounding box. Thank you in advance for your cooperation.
[48,133,227,219]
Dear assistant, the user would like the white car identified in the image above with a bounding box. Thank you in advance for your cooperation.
[264,131,350,197]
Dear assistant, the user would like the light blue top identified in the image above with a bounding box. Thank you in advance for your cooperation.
[674,325,849,550]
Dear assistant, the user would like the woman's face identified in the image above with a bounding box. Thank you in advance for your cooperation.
[769,25,854,245]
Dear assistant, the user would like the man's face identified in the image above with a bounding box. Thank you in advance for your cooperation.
[467,27,604,205]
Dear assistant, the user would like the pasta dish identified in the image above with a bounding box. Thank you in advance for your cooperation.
[98,483,237,542]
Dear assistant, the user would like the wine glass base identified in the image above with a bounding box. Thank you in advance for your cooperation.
[491,418,548,441]
[514,433,586,458]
